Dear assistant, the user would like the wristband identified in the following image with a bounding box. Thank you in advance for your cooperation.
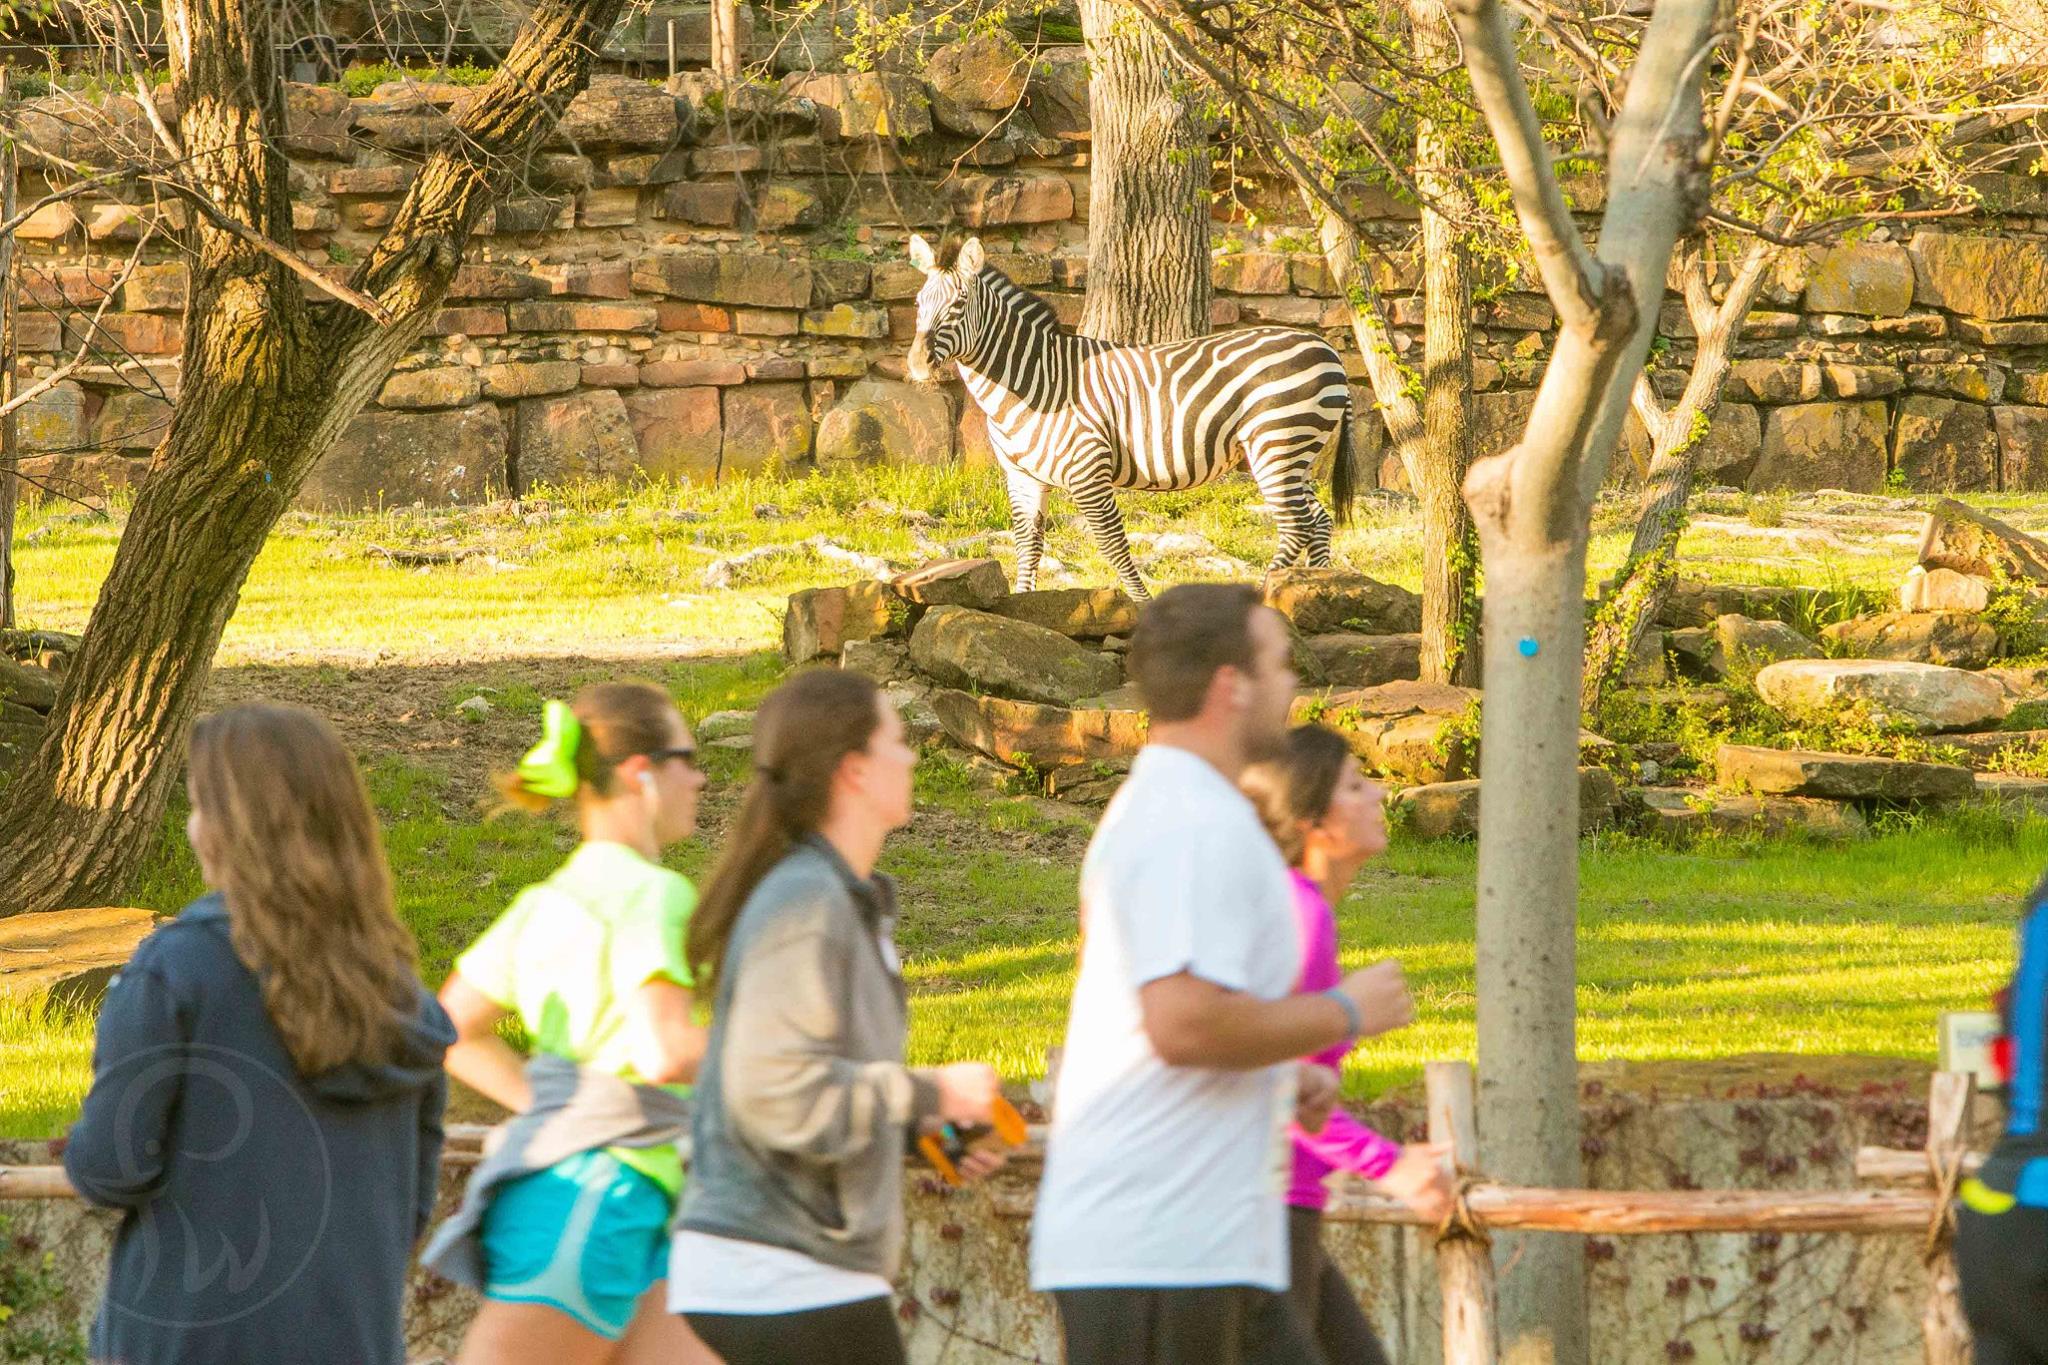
[1323,987,1364,1041]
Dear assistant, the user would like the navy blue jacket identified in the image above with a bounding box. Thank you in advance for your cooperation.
[64,894,454,1365]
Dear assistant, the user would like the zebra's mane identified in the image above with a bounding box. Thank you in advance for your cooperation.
[976,266,1064,332]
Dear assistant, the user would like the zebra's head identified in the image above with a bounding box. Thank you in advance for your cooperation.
[905,234,986,383]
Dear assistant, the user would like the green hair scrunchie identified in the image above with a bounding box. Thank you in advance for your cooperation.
[518,699,583,798]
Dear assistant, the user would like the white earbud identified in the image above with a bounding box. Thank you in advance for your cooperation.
[638,770,656,797]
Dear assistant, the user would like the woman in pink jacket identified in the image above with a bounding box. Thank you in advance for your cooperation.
[1243,723,1455,1362]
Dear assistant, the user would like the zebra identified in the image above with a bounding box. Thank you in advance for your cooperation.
[905,233,1355,602]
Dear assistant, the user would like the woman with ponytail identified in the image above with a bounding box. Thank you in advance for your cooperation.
[1241,724,1453,1362]
[667,668,1004,1365]
[421,682,715,1365]
[65,704,453,1365]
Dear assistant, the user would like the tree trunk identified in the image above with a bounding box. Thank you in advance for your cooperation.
[1449,0,1720,1358]
[1078,0,1210,344]
[0,0,628,914]
[1411,0,1480,686]
[1,71,16,632]
[1581,237,1774,713]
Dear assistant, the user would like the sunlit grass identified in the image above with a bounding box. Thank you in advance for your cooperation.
[10,475,2048,1137]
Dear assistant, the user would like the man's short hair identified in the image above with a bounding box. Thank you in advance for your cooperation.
[1127,583,1264,723]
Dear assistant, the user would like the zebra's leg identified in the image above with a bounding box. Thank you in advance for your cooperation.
[1303,497,1335,568]
[1249,443,1325,574]
[1004,468,1051,592]
[1071,481,1151,601]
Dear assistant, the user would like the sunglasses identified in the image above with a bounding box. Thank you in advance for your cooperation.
[646,745,698,768]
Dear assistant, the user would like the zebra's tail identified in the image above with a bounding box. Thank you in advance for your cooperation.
[1330,405,1356,528]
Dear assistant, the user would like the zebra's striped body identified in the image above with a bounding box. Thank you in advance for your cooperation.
[907,235,1353,601]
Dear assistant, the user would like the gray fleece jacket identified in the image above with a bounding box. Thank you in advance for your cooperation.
[676,835,943,1277]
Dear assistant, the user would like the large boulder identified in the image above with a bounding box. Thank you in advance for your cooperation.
[551,73,685,152]
[0,906,158,1012]
[300,403,505,510]
[910,605,1122,707]
[1918,498,2048,587]
[1753,658,2005,733]
[1716,744,1976,803]
[1750,401,1888,493]
[783,581,906,663]
[1803,242,1914,317]
[1296,679,1478,784]
[991,588,1138,640]
[815,379,954,466]
[1394,768,1618,840]
[891,558,1008,611]
[721,382,813,475]
[783,72,931,141]
[0,657,60,711]
[1910,232,2048,321]
[1263,569,1421,636]
[1635,787,1867,842]
[930,688,1145,770]
[624,386,721,481]
[1305,633,1422,688]
[1891,397,1998,492]
[927,30,1030,109]
[1821,611,1999,670]
[1712,614,1821,675]
[516,389,640,488]
[1899,567,1993,614]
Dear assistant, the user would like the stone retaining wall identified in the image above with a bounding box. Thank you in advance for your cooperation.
[13,24,2048,505]
[0,1083,1976,1362]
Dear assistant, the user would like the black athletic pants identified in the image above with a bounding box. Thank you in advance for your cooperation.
[1959,1201,2048,1364]
[685,1296,907,1365]
[1286,1208,1392,1365]
[1053,1283,1325,1365]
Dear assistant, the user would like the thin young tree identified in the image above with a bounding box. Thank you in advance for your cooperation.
[1446,0,1723,1353]
[1577,0,2026,712]
[0,0,630,912]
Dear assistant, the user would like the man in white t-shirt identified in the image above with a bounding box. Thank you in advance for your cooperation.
[1030,583,1415,1365]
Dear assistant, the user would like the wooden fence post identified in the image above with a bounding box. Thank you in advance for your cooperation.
[1923,1070,1972,1365]
[1427,1061,1499,1365]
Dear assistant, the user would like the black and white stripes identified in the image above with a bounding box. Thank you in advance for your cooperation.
[906,234,1354,601]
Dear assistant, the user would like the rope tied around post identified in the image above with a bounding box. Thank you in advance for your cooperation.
[1434,1165,1493,1249]
[1922,1144,1965,1265]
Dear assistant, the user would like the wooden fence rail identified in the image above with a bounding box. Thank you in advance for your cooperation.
[0,1071,1984,1364]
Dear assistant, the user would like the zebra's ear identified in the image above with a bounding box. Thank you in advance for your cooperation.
[908,234,937,272]
[957,236,986,276]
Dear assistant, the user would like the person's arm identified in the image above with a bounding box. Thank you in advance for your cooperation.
[63,961,186,1209]
[439,972,532,1114]
[1293,1103,1402,1181]
[626,981,708,1086]
[1139,961,1413,1070]
[722,919,938,1159]
[1141,973,1351,1068]
[414,1070,449,1242]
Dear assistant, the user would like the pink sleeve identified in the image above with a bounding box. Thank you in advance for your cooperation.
[1292,1107,1402,1182]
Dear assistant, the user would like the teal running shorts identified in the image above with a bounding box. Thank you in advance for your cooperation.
[478,1150,675,1339]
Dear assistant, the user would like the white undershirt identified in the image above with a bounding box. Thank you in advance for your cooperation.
[667,1230,895,1314]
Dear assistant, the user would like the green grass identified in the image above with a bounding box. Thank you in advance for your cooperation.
[13,469,1947,668]
[9,469,2048,1137]
[5,754,2031,1136]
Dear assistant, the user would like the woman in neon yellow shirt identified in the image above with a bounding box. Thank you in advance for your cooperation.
[433,682,716,1365]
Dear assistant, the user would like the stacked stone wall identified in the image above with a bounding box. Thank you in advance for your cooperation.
[13,28,2048,506]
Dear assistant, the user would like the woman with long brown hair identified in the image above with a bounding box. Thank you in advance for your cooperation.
[65,703,454,1365]
[1240,723,1453,1362]
[666,668,1004,1365]
[421,681,715,1365]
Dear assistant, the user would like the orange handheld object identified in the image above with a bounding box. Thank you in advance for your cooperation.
[917,1096,1028,1186]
